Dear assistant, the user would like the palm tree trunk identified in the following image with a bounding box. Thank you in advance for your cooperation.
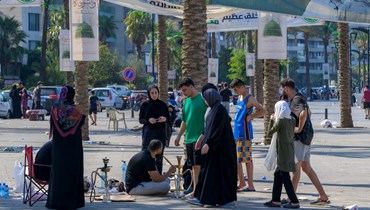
[63,0,74,86]
[182,0,207,89]
[254,31,264,104]
[263,59,279,145]
[75,61,90,140]
[211,32,217,58]
[247,30,254,95]
[40,0,49,82]
[338,23,353,128]
[304,33,311,100]
[157,15,168,102]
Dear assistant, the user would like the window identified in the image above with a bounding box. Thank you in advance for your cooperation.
[29,13,40,31]
[29,40,40,50]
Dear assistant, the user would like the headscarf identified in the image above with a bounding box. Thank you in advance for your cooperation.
[203,88,222,108]
[50,86,83,138]
[147,85,160,102]
[274,100,291,122]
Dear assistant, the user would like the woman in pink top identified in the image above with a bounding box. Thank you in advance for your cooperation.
[21,88,29,119]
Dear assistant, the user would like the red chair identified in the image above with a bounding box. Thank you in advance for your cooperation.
[23,145,50,206]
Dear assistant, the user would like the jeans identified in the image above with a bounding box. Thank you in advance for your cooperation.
[128,178,170,195]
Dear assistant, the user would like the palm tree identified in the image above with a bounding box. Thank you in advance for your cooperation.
[289,26,317,100]
[338,23,353,128]
[124,11,152,59]
[62,0,74,86]
[182,0,207,89]
[315,22,337,99]
[99,15,118,44]
[157,15,168,102]
[47,9,63,51]
[355,32,368,86]
[263,59,279,144]
[165,20,182,82]
[75,61,90,140]
[40,0,50,82]
[0,16,27,81]
[253,30,264,105]
[211,32,217,58]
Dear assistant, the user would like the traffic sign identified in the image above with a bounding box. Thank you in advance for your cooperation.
[123,67,136,82]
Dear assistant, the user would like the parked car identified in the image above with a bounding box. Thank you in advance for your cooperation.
[107,85,131,97]
[39,86,63,114]
[299,87,321,100]
[92,87,124,110]
[0,92,12,119]
[2,90,33,110]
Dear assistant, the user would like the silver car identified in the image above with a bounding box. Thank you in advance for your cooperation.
[0,93,12,119]
[92,88,124,110]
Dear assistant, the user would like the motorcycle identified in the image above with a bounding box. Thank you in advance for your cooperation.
[132,93,148,112]
[121,95,131,110]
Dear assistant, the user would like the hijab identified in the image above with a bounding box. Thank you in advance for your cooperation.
[50,86,83,138]
[203,88,222,108]
[274,100,291,122]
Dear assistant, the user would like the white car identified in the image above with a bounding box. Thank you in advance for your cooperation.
[2,90,33,110]
[107,85,131,97]
[0,93,12,119]
[92,88,124,110]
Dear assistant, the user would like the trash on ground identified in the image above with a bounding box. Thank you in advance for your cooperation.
[320,119,333,128]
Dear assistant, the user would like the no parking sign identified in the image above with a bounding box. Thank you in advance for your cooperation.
[123,67,136,82]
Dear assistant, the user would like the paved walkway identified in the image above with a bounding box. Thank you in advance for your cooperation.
[0,100,369,209]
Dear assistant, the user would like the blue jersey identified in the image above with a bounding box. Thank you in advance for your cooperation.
[234,94,254,141]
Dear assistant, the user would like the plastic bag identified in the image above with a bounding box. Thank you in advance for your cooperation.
[264,133,277,172]
[13,160,24,193]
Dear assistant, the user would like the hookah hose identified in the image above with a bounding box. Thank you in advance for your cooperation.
[163,155,194,192]
[89,169,104,203]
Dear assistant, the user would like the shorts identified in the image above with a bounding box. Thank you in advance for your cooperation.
[364,102,370,109]
[89,108,97,115]
[294,140,311,161]
[186,142,202,166]
[236,140,252,163]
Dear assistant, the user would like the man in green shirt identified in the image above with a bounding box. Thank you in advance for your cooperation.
[174,78,207,198]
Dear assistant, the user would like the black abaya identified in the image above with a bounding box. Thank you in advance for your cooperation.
[46,86,85,210]
[10,87,22,118]
[194,91,237,206]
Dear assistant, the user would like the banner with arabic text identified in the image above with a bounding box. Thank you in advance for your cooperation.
[258,13,287,59]
[59,30,75,72]
[207,10,322,32]
[209,0,370,25]
[70,0,99,61]
[0,0,40,7]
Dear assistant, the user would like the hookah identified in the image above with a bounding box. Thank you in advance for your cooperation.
[89,157,112,203]
[163,155,193,198]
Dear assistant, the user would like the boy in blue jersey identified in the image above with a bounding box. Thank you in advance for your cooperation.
[230,79,267,192]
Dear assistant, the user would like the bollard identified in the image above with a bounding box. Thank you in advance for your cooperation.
[325,108,328,119]
[131,108,134,118]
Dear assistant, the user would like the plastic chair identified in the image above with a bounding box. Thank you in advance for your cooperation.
[108,108,127,131]
[23,145,50,206]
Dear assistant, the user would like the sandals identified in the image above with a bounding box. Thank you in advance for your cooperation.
[283,203,300,209]
[310,198,331,205]
[237,187,256,192]
[263,201,281,208]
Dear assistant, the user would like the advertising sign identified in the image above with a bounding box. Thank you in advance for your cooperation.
[59,30,75,72]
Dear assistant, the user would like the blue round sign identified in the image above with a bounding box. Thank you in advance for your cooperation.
[123,67,136,82]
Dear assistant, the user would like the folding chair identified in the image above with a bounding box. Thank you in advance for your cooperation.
[23,145,50,206]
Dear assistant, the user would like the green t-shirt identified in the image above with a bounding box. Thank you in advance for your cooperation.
[182,93,207,144]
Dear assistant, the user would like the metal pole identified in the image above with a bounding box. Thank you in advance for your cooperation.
[152,13,156,84]
[350,39,353,106]
[325,108,328,119]
[358,52,361,93]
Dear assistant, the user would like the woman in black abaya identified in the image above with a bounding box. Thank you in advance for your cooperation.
[46,86,85,210]
[10,84,22,118]
[139,85,170,174]
[190,88,237,207]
